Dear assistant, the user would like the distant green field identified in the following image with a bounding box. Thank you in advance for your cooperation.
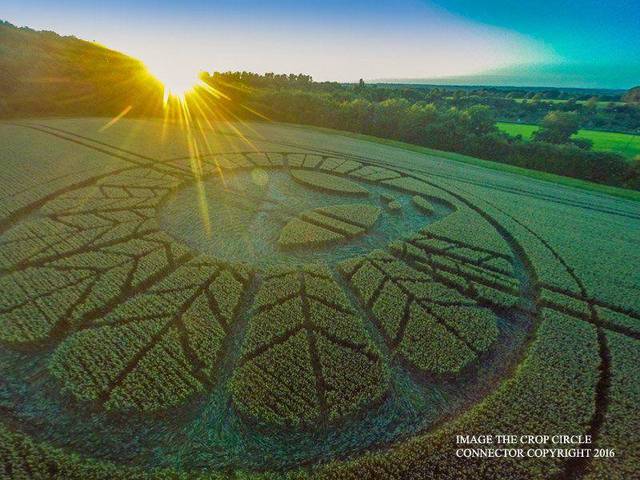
[497,122,640,159]
[512,98,625,107]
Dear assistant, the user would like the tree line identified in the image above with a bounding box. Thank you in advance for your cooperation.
[204,74,639,190]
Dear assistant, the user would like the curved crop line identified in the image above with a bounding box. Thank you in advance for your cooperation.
[364,258,480,355]
[401,164,640,221]
[393,248,520,314]
[560,330,611,480]
[406,236,515,277]
[455,186,617,480]
[460,186,624,331]
[313,326,378,362]
[28,123,161,162]
[96,266,224,404]
[541,282,640,322]
[0,164,142,236]
[12,124,153,170]
[0,224,161,277]
[417,231,513,260]
[221,129,639,221]
[11,123,191,179]
[164,149,291,162]
[177,144,540,312]
[539,300,640,341]
[174,271,228,386]
[1,137,626,473]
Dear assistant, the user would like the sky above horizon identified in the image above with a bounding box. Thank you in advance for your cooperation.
[3,0,639,89]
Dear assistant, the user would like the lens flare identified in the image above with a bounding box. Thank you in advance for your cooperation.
[136,59,271,242]
[145,62,202,104]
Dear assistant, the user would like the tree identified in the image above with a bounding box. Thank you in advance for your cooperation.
[627,156,640,189]
[533,111,580,144]
[571,137,593,150]
[565,98,577,109]
[623,86,640,103]
[401,102,437,142]
[585,96,599,109]
[465,105,496,135]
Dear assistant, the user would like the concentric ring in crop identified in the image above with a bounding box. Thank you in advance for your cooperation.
[1,118,639,479]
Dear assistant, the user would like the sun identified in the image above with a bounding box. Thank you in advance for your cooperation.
[145,62,202,105]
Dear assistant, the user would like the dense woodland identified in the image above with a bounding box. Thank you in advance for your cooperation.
[1,20,639,190]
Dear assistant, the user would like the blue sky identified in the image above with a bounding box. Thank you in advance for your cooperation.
[3,0,639,88]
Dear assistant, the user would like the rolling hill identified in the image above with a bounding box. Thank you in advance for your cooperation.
[0,20,162,117]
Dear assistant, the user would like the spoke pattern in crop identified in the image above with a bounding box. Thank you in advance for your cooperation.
[230,264,388,427]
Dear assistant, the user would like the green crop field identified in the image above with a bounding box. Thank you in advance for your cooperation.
[1,117,639,480]
[497,122,640,159]
[511,98,627,107]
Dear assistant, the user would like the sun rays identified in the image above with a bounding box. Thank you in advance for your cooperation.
[130,64,270,241]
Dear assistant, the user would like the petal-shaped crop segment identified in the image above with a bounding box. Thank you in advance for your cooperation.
[230,264,388,428]
[278,204,380,249]
[290,169,369,195]
[0,167,186,346]
[341,250,500,376]
[48,260,250,412]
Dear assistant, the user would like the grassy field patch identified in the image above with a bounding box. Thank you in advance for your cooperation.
[497,121,640,159]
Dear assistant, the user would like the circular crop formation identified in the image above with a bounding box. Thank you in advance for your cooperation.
[1,121,639,480]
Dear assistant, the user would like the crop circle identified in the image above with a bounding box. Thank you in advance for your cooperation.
[8,121,635,479]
